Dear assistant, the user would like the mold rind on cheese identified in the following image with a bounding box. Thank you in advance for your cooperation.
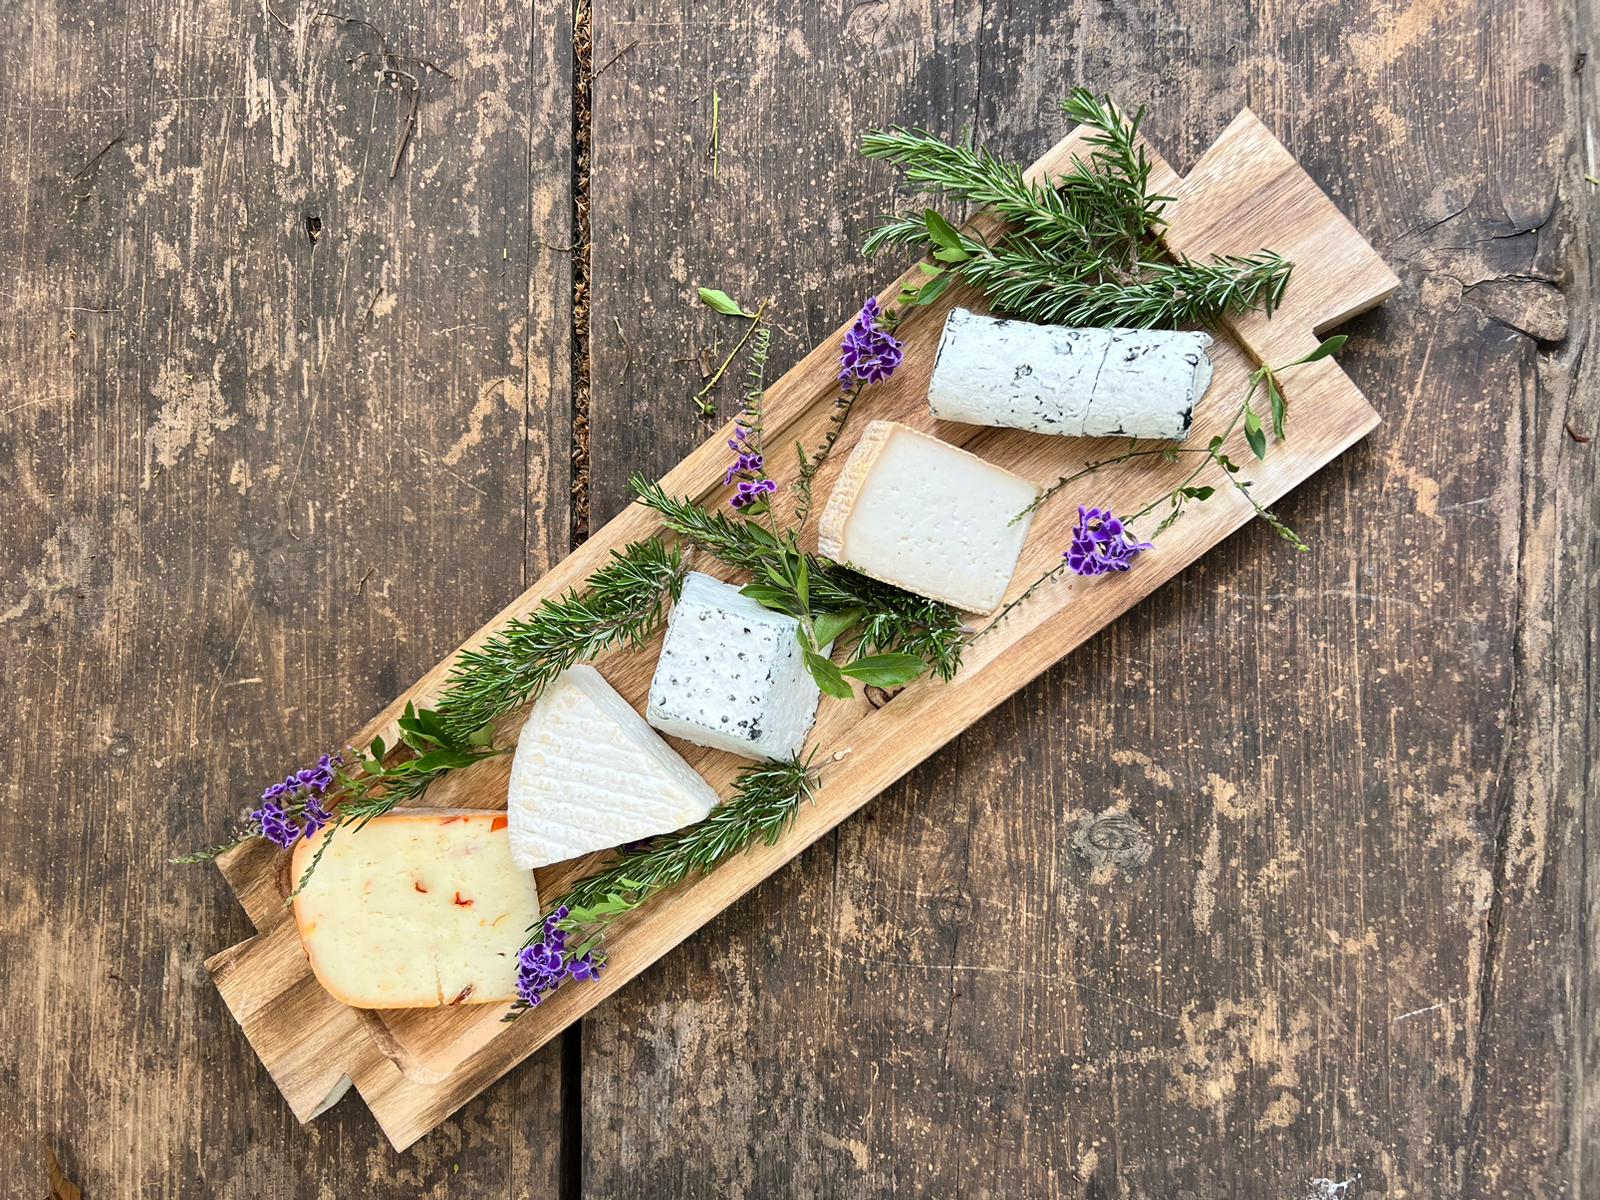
[927,308,1214,440]
[505,665,720,869]
[646,572,823,761]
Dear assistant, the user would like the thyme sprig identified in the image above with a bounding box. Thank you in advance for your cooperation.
[505,755,819,1019]
[863,89,1292,328]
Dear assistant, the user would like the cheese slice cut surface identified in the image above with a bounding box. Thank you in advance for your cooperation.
[290,810,536,1009]
[818,421,1041,613]
[647,571,822,761]
[506,665,721,868]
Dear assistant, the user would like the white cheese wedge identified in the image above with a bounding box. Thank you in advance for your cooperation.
[818,421,1041,614]
[291,810,536,1009]
[506,665,720,868]
[927,308,1214,440]
[646,571,822,761]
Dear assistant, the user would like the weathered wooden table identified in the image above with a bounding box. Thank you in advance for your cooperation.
[2,0,1593,1195]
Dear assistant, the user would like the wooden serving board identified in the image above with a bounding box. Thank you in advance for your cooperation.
[206,108,1397,1150]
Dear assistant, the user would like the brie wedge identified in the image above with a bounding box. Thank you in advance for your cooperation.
[506,665,720,868]
[291,810,536,1008]
[818,421,1040,614]
[928,308,1213,440]
[647,571,822,761]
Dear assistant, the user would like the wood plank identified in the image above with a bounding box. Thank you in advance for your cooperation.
[0,0,572,1193]
[579,1,1589,1197]
[200,101,1395,1147]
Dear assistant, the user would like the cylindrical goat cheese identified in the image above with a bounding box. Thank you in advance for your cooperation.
[926,308,1215,441]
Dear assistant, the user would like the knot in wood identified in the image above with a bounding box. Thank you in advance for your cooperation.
[1071,811,1153,870]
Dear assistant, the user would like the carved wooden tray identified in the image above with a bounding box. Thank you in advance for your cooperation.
[205,108,1398,1150]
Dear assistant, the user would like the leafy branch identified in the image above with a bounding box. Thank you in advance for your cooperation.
[1018,335,1350,546]
[505,755,819,1020]
[632,476,965,690]
[862,88,1292,329]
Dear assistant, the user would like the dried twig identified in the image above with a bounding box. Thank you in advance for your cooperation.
[70,130,126,179]
[592,38,638,79]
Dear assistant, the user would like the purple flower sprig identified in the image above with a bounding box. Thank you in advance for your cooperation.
[837,296,904,391]
[723,424,777,514]
[1064,505,1153,576]
[794,297,908,531]
[248,753,345,849]
[512,905,606,1010]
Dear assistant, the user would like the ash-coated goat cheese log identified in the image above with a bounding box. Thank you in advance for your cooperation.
[927,308,1214,440]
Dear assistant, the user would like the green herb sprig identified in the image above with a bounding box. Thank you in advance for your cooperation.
[863,89,1292,328]
[436,538,687,740]
[981,335,1349,637]
[631,476,965,689]
[505,755,819,1020]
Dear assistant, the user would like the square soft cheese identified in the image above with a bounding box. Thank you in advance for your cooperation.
[817,421,1041,613]
[291,810,537,1008]
[506,665,721,868]
[646,571,823,761]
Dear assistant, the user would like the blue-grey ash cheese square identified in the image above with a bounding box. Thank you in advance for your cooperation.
[646,572,823,761]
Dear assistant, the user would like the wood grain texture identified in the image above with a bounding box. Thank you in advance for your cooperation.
[201,107,1393,1150]
[2,0,1593,1195]
[579,1,1593,1198]
[0,0,573,1194]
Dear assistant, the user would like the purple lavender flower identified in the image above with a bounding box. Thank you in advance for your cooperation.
[838,297,904,390]
[722,426,765,486]
[251,752,345,848]
[249,800,303,849]
[730,478,777,510]
[301,796,333,838]
[515,904,606,1007]
[1064,505,1153,576]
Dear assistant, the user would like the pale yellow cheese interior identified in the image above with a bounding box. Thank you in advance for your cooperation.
[291,810,537,1009]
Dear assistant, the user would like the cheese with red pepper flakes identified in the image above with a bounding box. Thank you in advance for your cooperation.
[291,810,536,1009]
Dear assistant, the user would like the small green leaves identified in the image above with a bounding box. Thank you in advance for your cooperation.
[839,653,928,688]
[809,607,864,649]
[923,208,964,250]
[804,648,853,699]
[1243,402,1266,460]
[741,583,801,615]
[1267,374,1287,440]
[1178,485,1215,501]
[1294,333,1348,365]
[698,287,754,318]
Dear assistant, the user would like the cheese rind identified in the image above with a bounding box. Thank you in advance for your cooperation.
[646,571,822,761]
[290,810,536,1009]
[818,421,1040,614]
[506,665,721,868]
[927,308,1214,440]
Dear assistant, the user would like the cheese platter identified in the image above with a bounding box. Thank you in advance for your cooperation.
[200,99,1397,1150]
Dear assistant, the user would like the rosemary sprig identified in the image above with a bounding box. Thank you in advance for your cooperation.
[434,538,687,740]
[505,756,819,1020]
[179,538,688,877]
[862,89,1293,330]
[953,239,1292,330]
